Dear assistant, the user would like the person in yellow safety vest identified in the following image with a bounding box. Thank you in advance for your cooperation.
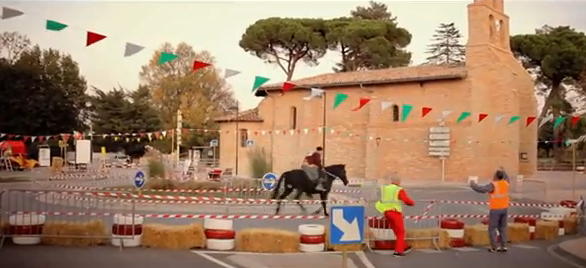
[469,168,510,252]
[375,174,415,257]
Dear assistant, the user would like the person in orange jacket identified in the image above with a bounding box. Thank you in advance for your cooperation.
[469,168,510,252]
[375,174,415,257]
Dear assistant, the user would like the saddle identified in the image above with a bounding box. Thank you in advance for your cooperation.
[301,164,319,181]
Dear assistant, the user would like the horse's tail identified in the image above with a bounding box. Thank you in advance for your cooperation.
[271,173,286,199]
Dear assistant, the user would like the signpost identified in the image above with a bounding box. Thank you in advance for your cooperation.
[133,171,146,193]
[246,139,254,147]
[261,172,277,191]
[329,206,364,268]
[428,126,450,183]
[210,139,218,147]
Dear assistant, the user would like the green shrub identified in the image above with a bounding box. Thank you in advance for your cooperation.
[248,147,272,178]
[147,158,166,179]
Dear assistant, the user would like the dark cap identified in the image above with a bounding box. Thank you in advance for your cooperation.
[316,146,323,151]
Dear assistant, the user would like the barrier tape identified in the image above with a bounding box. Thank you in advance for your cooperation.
[51,184,361,194]
[438,199,572,208]
[415,201,436,223]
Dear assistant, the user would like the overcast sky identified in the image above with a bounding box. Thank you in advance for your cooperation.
[1,0,585,110]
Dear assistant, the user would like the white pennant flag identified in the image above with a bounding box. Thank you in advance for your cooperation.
[147,133,152,141]
[31,136,37,142]
[495,115,505,124]
[0,133,5,138]
[380,101,393,111]
[441,110,452,119]
[289,130,295,135]
[303,88,325,100]
[261,131,266,135]
[303,128,309,134]
[538,114,553,129]
[161,131,167,137]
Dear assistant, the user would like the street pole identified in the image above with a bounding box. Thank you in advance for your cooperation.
[235,102,240,176]
[176,109,182,166]
[322,92,326,166]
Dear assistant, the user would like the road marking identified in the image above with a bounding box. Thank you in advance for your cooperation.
[513,244,539,249]
[452,247,480,252]
[547,245,586,268]
[417,249,442,253]
[194,252,237,268]
[193,250,339,255]
[355,252,376,268]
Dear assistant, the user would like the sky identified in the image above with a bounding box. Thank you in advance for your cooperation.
[1,0,586,110]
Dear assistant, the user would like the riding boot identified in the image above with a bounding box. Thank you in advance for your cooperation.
[315,170,326,192]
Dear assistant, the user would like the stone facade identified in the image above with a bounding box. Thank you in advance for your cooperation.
[216,0,537,181]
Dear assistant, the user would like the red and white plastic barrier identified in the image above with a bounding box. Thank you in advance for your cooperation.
[368,218,396,250]
[440,218,465,248]
[514,217,536,240]
[204,219,235,251]
[298,224,325,252]
[8,213,46,245]
[111,214,144,247]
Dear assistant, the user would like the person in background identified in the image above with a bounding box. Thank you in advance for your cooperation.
[375,173,414,257]
[469,168,510,252]
[301,146,326,192]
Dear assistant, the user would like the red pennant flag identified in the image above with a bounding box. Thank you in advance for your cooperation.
[572,116,580,127]
[24,136,30,141]
[422,107,432,118]
[526,116,536,127]
[62,134,70,142]
[352,98,371,111]
[7,134,14,139]
[478,113,488,123]
[282,82,296,93]
[86,31,106,47]
[183,129,188,133]
[192,60,211,72]
[39,136,44,141]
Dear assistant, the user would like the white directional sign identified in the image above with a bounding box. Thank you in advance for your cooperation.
[329,206,364,244]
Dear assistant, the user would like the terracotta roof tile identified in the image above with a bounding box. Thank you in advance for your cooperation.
[255,64,467,96]
[214,108,264,123]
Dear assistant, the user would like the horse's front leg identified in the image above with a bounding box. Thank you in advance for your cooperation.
[313,192,328,216]
[276,188,293,215]
[293,191,307,214]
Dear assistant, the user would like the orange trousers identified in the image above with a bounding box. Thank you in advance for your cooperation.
[384,210,406,253]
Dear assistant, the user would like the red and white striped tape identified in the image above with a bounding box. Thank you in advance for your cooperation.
[51,184,361,194]
[438,199,569,208]
[415,201,436,223]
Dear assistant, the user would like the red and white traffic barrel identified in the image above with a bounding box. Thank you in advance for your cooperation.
[541,210,569,236]
[368,217,396,250]
[111,213,144,247]
[298,224,325,252]
[8,213,46,245]
[441,218,465,247]
[204,219,235,251]
[514,217,536,240]
[560,200,577,208]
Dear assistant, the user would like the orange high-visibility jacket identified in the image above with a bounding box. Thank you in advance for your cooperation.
[489,180,509,210]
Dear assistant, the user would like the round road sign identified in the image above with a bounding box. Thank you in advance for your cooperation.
[262,172,277,190]
[133,171,146,189]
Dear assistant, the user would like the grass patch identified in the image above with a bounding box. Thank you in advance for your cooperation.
[248,147,272,178]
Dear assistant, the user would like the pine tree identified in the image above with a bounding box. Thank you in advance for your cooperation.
[425,23,465,65]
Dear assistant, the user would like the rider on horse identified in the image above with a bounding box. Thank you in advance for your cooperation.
[301,146,326,192]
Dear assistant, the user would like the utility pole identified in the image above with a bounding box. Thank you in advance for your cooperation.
[322,92,327,165]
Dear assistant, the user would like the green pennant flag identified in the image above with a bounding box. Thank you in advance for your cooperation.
[456,111,471,123]
[508,116,520,124]
[401,104,413,122]
[158,52,178,65]
[252,76,270,92]
[46,20,67,31]
[333,93,348,109]
[565,139,571,147]
[553,117,565,128]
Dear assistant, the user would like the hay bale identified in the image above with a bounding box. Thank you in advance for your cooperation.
[235,228,299,253]
[324,224,367,251]
[464,224,490,246]
[41,220,108,246]
[406,228,450,249]
[563,217,578,235]
[507,223,530,243]
[142,223,205,249]
[535,220,558,240]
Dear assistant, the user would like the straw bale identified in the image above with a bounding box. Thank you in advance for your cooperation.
[142,223,205,249]
[235,228,299,253]
[507,223,530,243]
[535,220,558,240]
[41,220,108,246]
[563,217,578,235]
[405,228,450,249]
[464,224,490,246]
[324,224,368,251]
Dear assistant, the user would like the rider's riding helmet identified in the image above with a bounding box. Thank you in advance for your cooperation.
[316,146,323,151]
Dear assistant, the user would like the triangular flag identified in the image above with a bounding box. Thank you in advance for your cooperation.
[571,116,580,127]
[421,107,432,118]
[553,117,565,128]
[252,76,270,92]
[333,93,348,109]
[86,31,106,47]
[456,112,471,123]
[538,114,553,129]
[303,88,325,100]
[352,98,371,111]
[1,7,23,20]
[124,43,144,57]
[192,60,211,72]
[159,52,178,65]
[401,104,413,122]
[508,116,520,124]
[440,110,452,119]
[46,20,67,31]
[224,69,240,79]
[478,113,488,123]
[0,133,5,138]
[380,101,393,112]
[282,82,295,93]
[526,116,536,127]
[495,115,505,124]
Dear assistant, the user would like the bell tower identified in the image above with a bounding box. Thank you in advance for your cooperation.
[466,0,511,52]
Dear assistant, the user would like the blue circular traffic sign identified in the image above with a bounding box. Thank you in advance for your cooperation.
[262,172,277,190]
[133,171,146,189]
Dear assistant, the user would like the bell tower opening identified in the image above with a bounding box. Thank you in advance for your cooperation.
[466,0,510,51]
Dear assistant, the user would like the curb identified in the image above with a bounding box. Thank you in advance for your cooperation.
[548,242,586,268]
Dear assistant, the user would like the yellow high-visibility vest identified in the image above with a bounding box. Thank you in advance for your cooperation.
[375,184,403,213]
